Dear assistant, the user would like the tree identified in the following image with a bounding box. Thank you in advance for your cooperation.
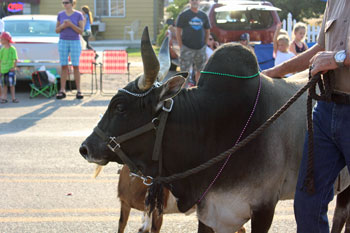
[270,0,326,22]
[156,0,188,46]
[165,0,188,22]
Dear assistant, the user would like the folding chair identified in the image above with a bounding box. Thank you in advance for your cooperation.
[66,50,97,95]
[29,70,58,98]
[100,50,130,95]
[123,20,140,41]
[78,50,97,95]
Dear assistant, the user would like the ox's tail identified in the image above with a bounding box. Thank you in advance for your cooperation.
[145,181,164,215]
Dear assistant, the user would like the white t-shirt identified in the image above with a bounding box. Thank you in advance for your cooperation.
[0,19,4,33]
[275,50,295,66]
[206,46,214,59]
[274,50,295,77]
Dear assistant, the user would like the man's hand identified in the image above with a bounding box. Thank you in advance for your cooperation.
[310,51,338,76]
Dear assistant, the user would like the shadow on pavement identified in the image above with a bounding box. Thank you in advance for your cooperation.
[0,98,83,135]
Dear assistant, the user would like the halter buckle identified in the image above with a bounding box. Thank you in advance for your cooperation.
[162,99,174,112]
[107,137,120,152]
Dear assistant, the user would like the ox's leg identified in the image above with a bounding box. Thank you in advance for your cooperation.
[198,220,215,233]
[250,203,276,233]
[346,219,350,233]
[118,200,131,233]
[331,185,350,233]
[138,212,152,233]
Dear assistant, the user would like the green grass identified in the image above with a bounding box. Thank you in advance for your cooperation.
[126,46,160,57]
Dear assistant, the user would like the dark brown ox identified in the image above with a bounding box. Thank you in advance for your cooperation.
[80,27,350,233]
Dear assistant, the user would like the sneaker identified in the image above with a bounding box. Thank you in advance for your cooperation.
[76,91,84,99]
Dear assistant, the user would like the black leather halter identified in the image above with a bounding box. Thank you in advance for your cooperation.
[93,99,174,185]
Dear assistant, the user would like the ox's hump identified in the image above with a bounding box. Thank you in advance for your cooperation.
[198,43,260,92]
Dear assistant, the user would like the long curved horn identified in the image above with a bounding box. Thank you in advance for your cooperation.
[138,27,160,91]
[157,36,170,82]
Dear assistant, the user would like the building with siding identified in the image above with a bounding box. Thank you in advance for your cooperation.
[1,0,164,42]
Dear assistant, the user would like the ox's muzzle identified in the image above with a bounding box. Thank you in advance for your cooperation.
[79,140,110,166]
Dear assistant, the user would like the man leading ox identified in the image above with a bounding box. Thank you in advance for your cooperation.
[263,0,350,232]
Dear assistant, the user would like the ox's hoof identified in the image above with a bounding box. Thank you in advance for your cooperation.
[138,229,149,233]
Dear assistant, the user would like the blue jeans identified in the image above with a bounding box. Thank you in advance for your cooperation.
[294,101,350,233]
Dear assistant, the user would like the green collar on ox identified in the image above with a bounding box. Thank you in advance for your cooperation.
[201,71,260,79]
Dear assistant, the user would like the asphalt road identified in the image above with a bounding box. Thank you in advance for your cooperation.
[0,74,342,233]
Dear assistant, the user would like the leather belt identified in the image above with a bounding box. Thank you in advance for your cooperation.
[331,92,350,105]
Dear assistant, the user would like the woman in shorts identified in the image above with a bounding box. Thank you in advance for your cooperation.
[56,0,84,99]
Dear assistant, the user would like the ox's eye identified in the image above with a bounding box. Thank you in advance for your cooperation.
[115,103,126,113]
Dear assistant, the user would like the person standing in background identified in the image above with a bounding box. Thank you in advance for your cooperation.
[0,18,4,98]
[239,33,254,53]
[263,0,350,231]
[206,34,219,59]
[81,5,95,51]
[56,0,84,100]
[0,18,4,35]
[273,22,295,77]
[289,22,308,55]
[176,0,210,85]
[0,32,18,103]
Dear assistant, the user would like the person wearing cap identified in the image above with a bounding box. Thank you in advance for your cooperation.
[0,18,3,99]
[239,33,254,52]
[0,31,18,104]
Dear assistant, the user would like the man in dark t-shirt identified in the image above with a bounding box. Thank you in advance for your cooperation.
[176,0,210,85]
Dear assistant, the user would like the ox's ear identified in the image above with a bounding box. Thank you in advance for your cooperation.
[158,74,186,102]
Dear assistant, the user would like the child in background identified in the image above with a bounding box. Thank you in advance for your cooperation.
[289,22,308,55]
[0,32,18,103]
[206,34,219,59]
[273,23,295,77]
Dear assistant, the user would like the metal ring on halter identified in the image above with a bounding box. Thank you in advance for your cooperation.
[130,172,154,186]
[143,176,154,186]
[152,117,159,128]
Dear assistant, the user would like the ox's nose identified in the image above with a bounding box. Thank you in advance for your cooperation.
[79,143,89,159]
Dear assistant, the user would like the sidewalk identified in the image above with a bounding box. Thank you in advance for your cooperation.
[90,39,141,50]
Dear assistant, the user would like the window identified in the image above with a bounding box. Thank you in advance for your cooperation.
[5,20,57,37]
[215,10,273,30]
[95,0,125,18]
[182,2,211,15]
